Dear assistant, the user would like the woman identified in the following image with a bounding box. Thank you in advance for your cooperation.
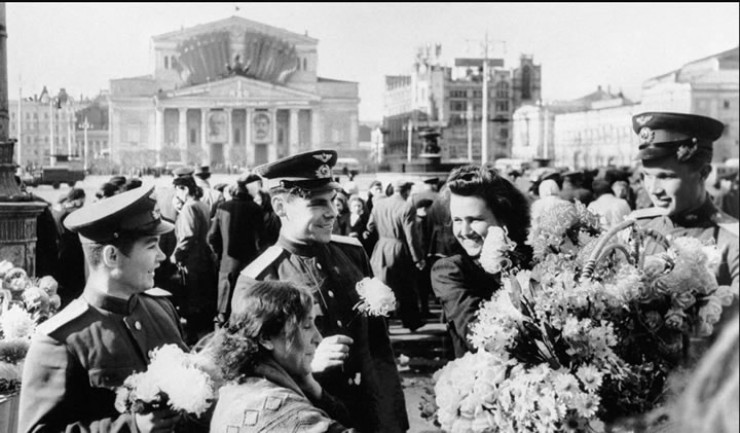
[208,281,355,433]
[431,165,532,358]
[171,175,218,345]
[332,192,351,236]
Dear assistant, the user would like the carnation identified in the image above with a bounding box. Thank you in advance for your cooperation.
[355,277,396,317]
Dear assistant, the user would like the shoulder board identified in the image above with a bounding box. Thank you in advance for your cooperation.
[330,234,363,248]
[143,287,172,297]
[628,207,668,220]
[241,245,284,279]
[36,299,89,335]
[719,222,739,237]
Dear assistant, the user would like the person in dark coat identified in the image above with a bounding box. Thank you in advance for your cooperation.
[629,112,738,350]
[365,179,425,331]
[232,150,409,433]
[559,170,593,205]
[19,186,194,433]
[331,191,351,236]
[207,179,264,327]
[51,188,87,307]
[244,174,281,252]
[171,175,218,345]
[431,165,532,358]
[347,195,372,255]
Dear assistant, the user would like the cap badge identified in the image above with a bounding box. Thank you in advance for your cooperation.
[635,115,653,126]
[313,153,332,163]
[639,127,655,146]
[676,138,698,162]
[315,164,332,179]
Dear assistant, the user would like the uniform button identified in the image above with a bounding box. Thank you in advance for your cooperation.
[328,290,335,298]
[135,321,142,331]
[316,263,323,270]
[336,320,343,327]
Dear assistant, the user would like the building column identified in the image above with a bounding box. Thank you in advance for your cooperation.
[311,109,321,150]
[225,108,233,169]
[269,108,277,162]
[289,108,299,156]
[201,108,209,166]
[154,107,164,166]
[178,107,187,163]
[245,107,254,167]
[349,112,358,149]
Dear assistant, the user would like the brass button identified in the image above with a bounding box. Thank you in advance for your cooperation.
[328,290,335,298]
[135,321,142,331]
[316,263,323,270]
[336,320,343,327]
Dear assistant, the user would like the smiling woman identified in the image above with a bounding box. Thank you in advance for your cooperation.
[206,281,356,433]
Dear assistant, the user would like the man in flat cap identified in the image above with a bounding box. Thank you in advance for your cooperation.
[631,111,738,344]
[233,150,409,433]
[19,186,197,433]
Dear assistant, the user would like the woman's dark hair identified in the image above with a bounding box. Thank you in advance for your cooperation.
[172,175,203,200]
[447,165,532,262]
[95,182,120,200]
[211,281,314,382]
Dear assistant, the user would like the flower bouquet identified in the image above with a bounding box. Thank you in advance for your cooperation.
[0,260,61,396]
[115,344,222,418]
[354,277,397,317]
[428,201,734,432]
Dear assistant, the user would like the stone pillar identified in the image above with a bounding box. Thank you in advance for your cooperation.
[268,108,277,162]
[178,107,187,163]
[201,108,209,166]
[224,108,233,169]
[154,107,164,166]
[245,108,254,168]
[311,109,321,150]
[289,108,299,156]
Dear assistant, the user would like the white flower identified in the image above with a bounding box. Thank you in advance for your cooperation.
[37,276,59,296]
[576,365,603,393]
[0,305,36,340]
[573,393,600,418]
[355,277,396,317]
[480,226,517,275]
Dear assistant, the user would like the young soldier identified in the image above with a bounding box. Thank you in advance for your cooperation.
[232,149,409,433]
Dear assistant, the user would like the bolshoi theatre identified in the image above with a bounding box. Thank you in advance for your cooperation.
[108,16,360,170]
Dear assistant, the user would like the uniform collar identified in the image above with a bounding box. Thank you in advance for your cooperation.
[82,286,139,315]
[277,234,323,258]
[669,195,718,227]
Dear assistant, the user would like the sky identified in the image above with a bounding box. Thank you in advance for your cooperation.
[6,2,739,122]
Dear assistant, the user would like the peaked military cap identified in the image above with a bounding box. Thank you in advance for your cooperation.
[254,149,341,192]
[632,112,724,161]
[64,185,174,243]
[172,166,194,177]
[195,165,211,179]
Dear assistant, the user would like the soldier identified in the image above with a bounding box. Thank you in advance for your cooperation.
[19,186,191,433]
[630,112,739,341]
[232,150,409,433]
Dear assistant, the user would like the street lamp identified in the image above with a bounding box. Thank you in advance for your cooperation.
[79,117,91,172]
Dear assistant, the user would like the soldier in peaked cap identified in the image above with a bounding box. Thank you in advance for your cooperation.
[232,149,409,433]
[19,186,202,433]
[630,112,738,349]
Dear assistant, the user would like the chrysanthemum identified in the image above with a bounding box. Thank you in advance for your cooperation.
[573,393,600,418]
[576,365,603,392]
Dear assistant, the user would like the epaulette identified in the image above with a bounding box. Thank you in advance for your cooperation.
[628,207,668,220]
[36,299,89,335]
[330,234,363,248]
[241,245,284,279]
[143,287,172,297]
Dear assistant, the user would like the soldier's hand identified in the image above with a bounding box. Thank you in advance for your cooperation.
[311,334,354,373]
[135,408,181,433]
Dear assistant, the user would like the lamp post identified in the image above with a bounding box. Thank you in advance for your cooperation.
[80,117,91,172]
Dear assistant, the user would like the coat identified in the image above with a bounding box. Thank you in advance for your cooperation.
[233,235,409,433]
[19,287,189,433]
[210,358,353,433]
[207,193,264,318]
[431,253,501,358]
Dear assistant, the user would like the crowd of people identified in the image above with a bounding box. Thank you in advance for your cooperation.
[14,110,739,433]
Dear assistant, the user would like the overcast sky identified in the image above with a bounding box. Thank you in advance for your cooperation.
[6,2,739,122]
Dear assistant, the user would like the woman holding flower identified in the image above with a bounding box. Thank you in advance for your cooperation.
[431,165,532,358]
[208,280,355,433]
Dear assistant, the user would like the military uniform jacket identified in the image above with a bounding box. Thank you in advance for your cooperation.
[633,197,739,290]
[19,287,188,433]
[431,253,501,358]
[233,235,409,433]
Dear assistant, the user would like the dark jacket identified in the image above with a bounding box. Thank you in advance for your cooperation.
[52,207,85,307]
[431,253,501,358]
[19,288,188,433]
[233,235,409,433]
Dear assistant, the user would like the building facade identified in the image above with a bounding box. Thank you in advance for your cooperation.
[382,47,541,165]
[108,16,360,170]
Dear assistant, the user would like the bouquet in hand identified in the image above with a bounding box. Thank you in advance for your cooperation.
[115,344,222,417]
[354,277,397,317]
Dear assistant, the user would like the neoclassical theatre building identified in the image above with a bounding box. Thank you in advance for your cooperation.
[108,16,360,170]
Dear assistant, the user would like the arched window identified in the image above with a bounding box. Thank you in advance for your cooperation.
[521,66,531,100]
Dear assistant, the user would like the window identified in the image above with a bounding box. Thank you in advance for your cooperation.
[521,66,531,100]
[303,58,308,71]
[450,90,467,98]
[724,100,731,109]
[496,82,509,98]
[234,128,240,144]
[164,56,169,69]
[473,91,482,98]
[190,129,197,144]
[500,128,508,139]
[496,101,509,112]
[171,57,178,70]
[450,101,467,112]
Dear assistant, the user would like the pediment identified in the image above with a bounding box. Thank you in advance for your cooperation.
[162,76,320,103]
